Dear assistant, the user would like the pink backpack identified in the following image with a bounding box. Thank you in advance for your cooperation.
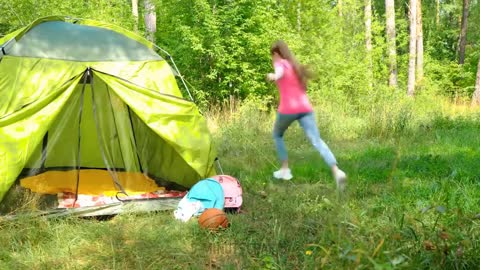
[210,175,243,212]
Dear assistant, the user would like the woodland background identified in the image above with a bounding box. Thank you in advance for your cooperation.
[0,1,479,269]
[1,0,479,107]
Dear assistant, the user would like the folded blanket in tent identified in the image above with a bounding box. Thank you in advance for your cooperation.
[57,190,187,208]
[20,170,161,196]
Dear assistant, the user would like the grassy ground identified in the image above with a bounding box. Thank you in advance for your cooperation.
[0,96,479,269]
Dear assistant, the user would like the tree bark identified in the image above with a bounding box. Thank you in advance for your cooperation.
[338,0,343,16]
[472,57,480,106]
[458,0,469,64]
[132,0,139,32]
[385,0,398,88]
[436,0,440,25]
[416,0,424,83]
[407,0,417,96]
[365,0,372,55]
[365,0,373,90]
[144,0,156,43]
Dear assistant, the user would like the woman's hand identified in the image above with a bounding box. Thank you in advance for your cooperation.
[267,66,284,82]
[266,73,276,81]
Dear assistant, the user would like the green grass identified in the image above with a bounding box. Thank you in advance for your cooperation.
[1,96,479,269]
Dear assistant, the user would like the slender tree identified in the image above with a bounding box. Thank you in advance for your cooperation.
[386,0,398,88]
[416,0,424,82]
[436,0,440,25]
[472,57,480,105]
[458,0,469,64]
[132,0,139,32]
[144,0,156,42]
[338,0,343,16]
[407,0,417,96]
[365,0,373,89]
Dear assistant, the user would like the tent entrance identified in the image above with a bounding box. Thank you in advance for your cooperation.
[17,69,186,209]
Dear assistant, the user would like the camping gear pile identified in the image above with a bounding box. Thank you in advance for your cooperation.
[0,16,220,216]
[198,208,229,230]
[174,175,243,222]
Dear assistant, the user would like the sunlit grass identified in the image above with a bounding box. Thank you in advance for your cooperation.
[0,95,479,269]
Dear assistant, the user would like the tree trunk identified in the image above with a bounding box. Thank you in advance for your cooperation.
[338,0,343,16]
[407,0,417,96]
[385,0,398,88]
[458,0,469,64]
[472,57,480,106]
[365,0,373,90]
[416,0,424,83]
[436,0,440,25]
[365,0,372,56]
[132,0,139,32]
[144,0,156,43]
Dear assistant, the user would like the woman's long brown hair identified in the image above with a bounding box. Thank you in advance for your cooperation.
[270,40,311,88]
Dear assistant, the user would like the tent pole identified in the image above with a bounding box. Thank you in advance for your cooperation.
[104,84,128,169]
[126,107,144,173]
[152,44,194,102]
[169,56,194,101]
[73,69,89,207]
[215,158,224,175]
[89,69,128,196]
[40,133,48,172]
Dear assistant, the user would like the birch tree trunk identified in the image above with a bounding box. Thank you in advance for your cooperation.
[458,0,469,64]
[144,0,156,42]
[436,0,440,25]
[338,0,343,16]
[385,0,398,88]
[365,0,373,90]
[407,0,417,96]
[132,0,139,32]
[416,0,424,83]
[471,58,480,106]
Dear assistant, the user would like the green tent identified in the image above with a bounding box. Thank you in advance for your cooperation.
[0,16,217,204]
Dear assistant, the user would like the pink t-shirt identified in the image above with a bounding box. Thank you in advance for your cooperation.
[274,59,313,114]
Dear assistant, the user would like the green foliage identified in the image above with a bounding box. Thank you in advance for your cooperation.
[1,0,479,103]
[1,1,480,268]
[156,0,286,104]
[0,0,136,33]
[425,58,476,98]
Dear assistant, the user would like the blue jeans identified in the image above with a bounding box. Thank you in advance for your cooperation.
[273,112,337,167]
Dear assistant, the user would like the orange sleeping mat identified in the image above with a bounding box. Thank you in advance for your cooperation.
[20,169,162,196]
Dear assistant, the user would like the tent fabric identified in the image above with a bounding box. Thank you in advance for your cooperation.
[9,21,162,61]
[0,57,182,117]
[0,16,217,203]
[94,71,216,185]
[0,58,86,117]
[0,75,82,201]
[0,16,154,51]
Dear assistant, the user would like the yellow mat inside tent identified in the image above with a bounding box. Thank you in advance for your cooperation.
[20,170,162,196]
